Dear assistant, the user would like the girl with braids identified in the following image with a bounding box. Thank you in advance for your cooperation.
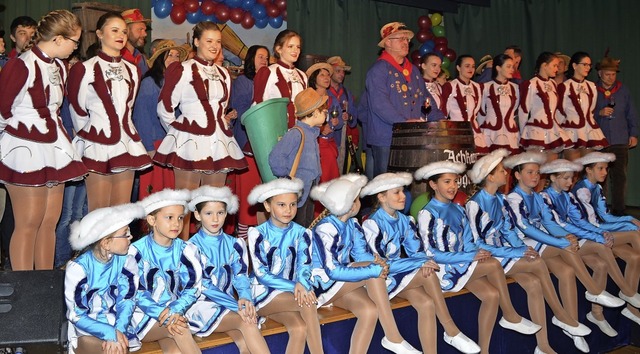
[131,40,188,200]
[310,174,442,354]
[0,9,87,270]
[466,150,591,354]
[556,52,608,161]
[413,165,540,354]
[67,12,151,212]
[477,54,521,154]
[504,151,625,353]
[153,21,247,239]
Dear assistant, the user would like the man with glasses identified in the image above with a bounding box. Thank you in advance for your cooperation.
[364,22,441,177]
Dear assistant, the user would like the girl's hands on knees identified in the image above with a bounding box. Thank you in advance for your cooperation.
[474,249,492,262]
[564,234,579,252]
[102,339,126,354]
[421,259,440,277]
[523,246,539,261]
[238,298,258,324]
[116,329,129,349]
[294,282,308,307]
[603,232,614,248]
[631,219,640,229]
[166,315,188,336]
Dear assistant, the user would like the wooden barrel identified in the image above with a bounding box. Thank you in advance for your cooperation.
[388,120,479,196]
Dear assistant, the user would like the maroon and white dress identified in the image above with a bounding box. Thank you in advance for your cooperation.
[154,57,247,173]
[477,80,521,154]
[68,51,151,174]
[518,76,571,152]
[424,79,442,110]
[253,61,307,128]
[556,78,608,149]
[0,46,86,186]
[441,78,485,152]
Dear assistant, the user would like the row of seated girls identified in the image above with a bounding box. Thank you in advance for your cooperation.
[63,151,640,354]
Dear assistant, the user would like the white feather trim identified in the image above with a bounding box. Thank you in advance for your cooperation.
[138,188,191,215]
[540,159,583,174]
[188,186,239,214]
[310,174,368,216]
[415,161,466,181]
[247,178,304,205]
[467,149,510,184]
[503,151,546,169]
[574,152,616,166]
[360,172,412,197]
[69,203,145,251]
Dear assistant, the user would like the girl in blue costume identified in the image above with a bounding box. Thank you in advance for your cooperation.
[360,172,482,354]
[413,164,540,354]
[541,158,640,337]
[467,150,591,354]
[185,186,270,353]
[309,174,427,354]
[572,152,640,327]
[246,178,323,354]
[130,189,202,354]
[65,203,145,354]
[504,151,624,353]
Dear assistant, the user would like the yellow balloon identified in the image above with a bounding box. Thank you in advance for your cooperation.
[430,13,443,26]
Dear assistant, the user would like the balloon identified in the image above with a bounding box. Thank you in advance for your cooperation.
[441,56,450,69]
[241,11,255,29]
[403,189,413,215]
[434,37,448,46]
[435,43,447,54]
[419,42,433,56]
[154,0,172,18]
[266,3,281,18]
[255,17,269,28]
[241,0,256,11]
[410,193,430,219]
[424,39,435,50]
[186,8,204,23]
[444,48,457,62]
[170,5,187,24]
[251,4,267,20]
[432,25,445,38]
[412,56,421,67]
[418,15,432,30]
[416,29,431,43]
[453,190,468,207]
[230,7,244,23]
[441,67,450,79]
[184,0,199,13]
[226,0,242,8]
[275,0,287,10]
[172,0,184,5]
[410,50,420,63]
[430,12,442,26]
[257,0,271,4]
[204,14,219,23]
[269,16,283,28]
[282,9,287,21]
[215,4,230,22]
[201,0,216,15]
[152,0,158,8]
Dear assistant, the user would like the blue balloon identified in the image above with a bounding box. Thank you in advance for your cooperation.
[226,0,242,8]
[424,39,435,50]
[241,0,256,11]
[204,14,219,23]
[255,17,268,29]
[251,4,267,20]
[419,42,433,56]
[153,0,172,19]
[269,16,283,28]
[186,9,204,24]
[151,0,157,8]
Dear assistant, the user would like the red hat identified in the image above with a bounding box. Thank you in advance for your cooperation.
[122,9,151,24]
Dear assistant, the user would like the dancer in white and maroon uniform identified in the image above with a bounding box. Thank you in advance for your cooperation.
[557,52,608,161]
[252,29,307,129]
[478,54,521,154]
[154,21,247,239]
[420,53,443,110]
[441,55,485,151]
[0,10,87,270]
[68,12,151,212]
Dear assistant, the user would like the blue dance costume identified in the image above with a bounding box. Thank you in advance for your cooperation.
[65,251,140,353]
[466,189,528,272]
[247,220,314,308]
[129,234,202,339]
[416,199,478,292]
[186,229,253,336]
[311,215,383,306]
[505,185,572,253]
[362,208,430,298]
[572,178,638,232]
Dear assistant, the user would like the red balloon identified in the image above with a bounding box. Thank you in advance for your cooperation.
[416,29,431,43]
[216,4,230,22]
[241,11,255,29]
[200,0,217,16]
[418,15,431,30]
[230,7,244,24]
[444,48,457,62]
[423,30,434,41]
[412,57,421,67]
[282,9,287,21]
[257,0,271,4]
[275,0,287,10]
[266,3,281,18]
[435,43,448,54]
[172,0,185,5]
[184,0,199,13]
[410,50,420,63]
[434,37,448,47]
[453,190,468,207]
[170,5,187,24]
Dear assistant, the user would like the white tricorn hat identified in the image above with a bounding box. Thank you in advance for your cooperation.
[467,149,510,184]
[540,159,583,174]
[360,172,412,197]
[138,188,191,215]
[573,152,616,166]
[188,186,239,214]
[503,151,547,169]
[414,161,466,181]
[310,174,368,216]
[69,203,145,251]
[248,177,304,205]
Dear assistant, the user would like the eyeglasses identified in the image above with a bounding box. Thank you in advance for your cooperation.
[111,230,132,239]
[577,63,592,68]
[388,37,411,42]
[64,36,80,48]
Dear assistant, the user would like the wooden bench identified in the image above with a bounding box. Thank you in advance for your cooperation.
[137,280,510,354]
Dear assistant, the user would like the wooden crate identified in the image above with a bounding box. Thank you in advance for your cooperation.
[72,2,125,58]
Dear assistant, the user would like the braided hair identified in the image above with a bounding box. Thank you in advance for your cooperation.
[25,10,81,52]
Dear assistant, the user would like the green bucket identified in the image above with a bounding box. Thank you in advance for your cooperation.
[241,98,290,182]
